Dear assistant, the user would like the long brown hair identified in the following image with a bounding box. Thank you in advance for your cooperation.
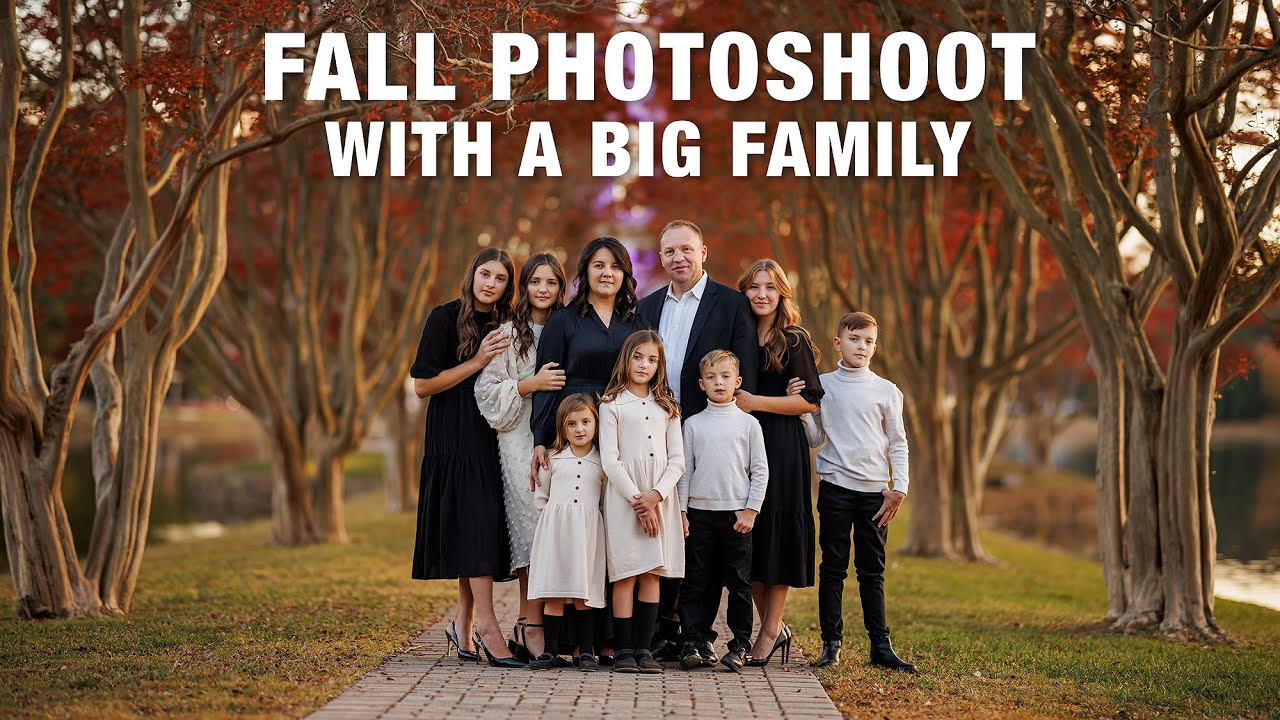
[601,330,681,420]
[512,252,567,360]
[570,236,638,322]
[457,248,515,361]
[737,258,820,372]
[549,393,599,455]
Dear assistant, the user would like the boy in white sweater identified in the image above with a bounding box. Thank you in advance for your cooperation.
[811,312,916,673]
[677,349,769,672]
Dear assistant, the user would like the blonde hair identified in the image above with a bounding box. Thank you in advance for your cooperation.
[698,349,740,375]
[658,219,704,243]
[601,330,681,420]
[737,258,820,372]
[549,394,599,455]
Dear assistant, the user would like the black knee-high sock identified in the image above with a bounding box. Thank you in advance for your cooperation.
[635,601,660,653]
[614,615,635,652]
[542,613,563,658]
[574,608,597,656]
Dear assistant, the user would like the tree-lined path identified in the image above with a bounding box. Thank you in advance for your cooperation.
[307,582,839,720]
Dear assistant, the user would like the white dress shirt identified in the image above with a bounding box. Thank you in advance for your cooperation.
[658,271,709,403]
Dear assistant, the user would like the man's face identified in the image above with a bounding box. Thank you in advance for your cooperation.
[659,225,707,286]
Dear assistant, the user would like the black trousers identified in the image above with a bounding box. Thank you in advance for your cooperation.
[679,509,753,651]
[817,482,889,642]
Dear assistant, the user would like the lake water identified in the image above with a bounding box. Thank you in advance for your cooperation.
[0,411,383,571]
[1055,439,1280,612]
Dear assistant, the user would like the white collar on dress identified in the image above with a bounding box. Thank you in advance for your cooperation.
[614,387,655,405]
[551,445,601,466]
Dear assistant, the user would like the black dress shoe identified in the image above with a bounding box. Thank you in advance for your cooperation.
[651,638,681,662]
[697,640,718,667]
[578,653,600,672]
[720,647,746,673]
[613,650,640,673]
[679,642,702,671]
[869,634,917,673]
[528,652,569,671]
[815,640,841,668]
[634,649,664,674]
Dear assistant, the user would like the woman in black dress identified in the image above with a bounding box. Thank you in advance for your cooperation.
[530,236,646,466]
[732,258,823,666]
[412,247,524,668]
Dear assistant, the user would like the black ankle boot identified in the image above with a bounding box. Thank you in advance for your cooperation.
[868,634,917,673]
[815,640,841,668]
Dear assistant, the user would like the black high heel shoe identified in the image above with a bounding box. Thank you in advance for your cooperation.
[745,622,793,667]
[445,621,480,662]
[507,618,539,663]
[474,629,527,668]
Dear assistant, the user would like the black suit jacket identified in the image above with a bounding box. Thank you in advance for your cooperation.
[637,276,759,419]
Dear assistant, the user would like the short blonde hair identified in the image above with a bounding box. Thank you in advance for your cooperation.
[658,219,704,243]
[698,349,740,375]
[838,311,878,334]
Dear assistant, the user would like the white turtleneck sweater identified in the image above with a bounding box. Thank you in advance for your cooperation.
[814,361,910,495]
[678,399,769,512]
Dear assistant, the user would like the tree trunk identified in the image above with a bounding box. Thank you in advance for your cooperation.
[267,418,318,545]
[383,388,423,513]
[949,386,994,563]
[1155,330,1222,640]
[86,348,174,612]
[0,401,101,618]
[313,446,350,544]
[900,399,958,558]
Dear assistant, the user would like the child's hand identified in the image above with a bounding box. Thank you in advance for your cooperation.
[639,507,661,537]
[873,489,906,527]
[530,446,549,491]
[681,512,690,538]
[630,490,661,514]
[733,508,757,533]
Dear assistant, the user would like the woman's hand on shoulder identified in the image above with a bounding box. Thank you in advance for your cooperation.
[733,389,759,413]
[473,327,511,366]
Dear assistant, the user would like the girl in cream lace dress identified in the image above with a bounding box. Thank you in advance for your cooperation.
[475,253,566,660]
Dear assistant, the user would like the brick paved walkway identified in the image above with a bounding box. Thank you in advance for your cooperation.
[307,581,841,719]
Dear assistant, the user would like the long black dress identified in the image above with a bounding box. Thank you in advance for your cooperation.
[750,327,824,588]
[530,305,648,447]
[411,299,514,581]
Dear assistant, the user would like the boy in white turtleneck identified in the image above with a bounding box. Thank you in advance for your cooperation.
[810,312,917,673]
[676,349,768,672]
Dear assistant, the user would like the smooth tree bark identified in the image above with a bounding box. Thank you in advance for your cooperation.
[0,0,350,617]
[942,0,1280,638]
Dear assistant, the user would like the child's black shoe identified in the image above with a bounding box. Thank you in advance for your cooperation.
[634,649,663,674]
[613,649,640,673]
[578,653,600,672]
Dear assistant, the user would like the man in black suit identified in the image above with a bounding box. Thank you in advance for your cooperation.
[636,219,759,665]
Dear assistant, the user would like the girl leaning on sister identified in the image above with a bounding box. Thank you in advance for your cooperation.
[526,393,608,671]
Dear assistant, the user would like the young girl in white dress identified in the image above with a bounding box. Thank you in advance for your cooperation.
[526,393,608,671]
[475,253,567,660]
[598,329,685,674]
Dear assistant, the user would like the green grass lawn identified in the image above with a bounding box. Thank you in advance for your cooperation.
[786,514,1280,719]
[0,493,456,719]
[2,495,1277,718]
